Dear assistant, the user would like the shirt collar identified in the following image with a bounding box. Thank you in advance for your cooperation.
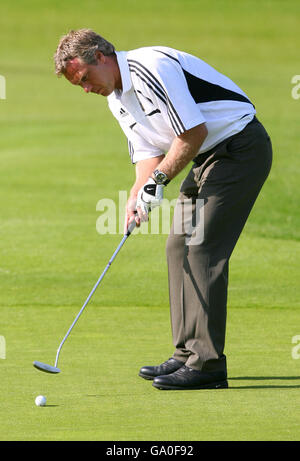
[115,51,132,96]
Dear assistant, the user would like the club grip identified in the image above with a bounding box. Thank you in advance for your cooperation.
[126,217,137,236]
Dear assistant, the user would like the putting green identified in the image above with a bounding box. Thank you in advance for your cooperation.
[0,0,299,441]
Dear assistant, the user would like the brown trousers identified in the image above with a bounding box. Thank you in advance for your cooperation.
[166,117,272,372]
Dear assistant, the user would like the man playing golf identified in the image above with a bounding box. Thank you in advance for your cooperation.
[54,29,272,390]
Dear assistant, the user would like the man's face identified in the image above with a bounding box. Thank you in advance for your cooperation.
[64,52,117,97]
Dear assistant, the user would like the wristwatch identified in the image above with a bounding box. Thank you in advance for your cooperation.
[152,169,170,186]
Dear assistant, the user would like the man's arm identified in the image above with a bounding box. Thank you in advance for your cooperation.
[155,123,208,180]
[127,123,208,228]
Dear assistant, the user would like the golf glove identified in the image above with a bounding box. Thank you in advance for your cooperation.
[136,178,164,221]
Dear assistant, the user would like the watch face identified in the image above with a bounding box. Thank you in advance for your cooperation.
[154,170,169,185]
[156,173,165,183]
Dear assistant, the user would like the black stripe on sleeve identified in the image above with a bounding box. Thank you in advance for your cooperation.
[128,59,186,135]
[153,49,180,64]
[129,66,166,105]
[129,59,186,134]
[128,63,166,103]
[165,94,185,135]
[129,65,181,135]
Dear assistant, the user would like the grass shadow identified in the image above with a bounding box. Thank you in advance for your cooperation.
[229,376,300,389]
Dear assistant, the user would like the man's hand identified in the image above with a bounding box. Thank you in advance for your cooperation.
[136,178,164,222]
[124,196,139,234]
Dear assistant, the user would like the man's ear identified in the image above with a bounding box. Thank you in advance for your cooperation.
[95,50,105,63]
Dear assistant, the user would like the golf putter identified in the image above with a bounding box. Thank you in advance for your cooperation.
[33,218,137,374]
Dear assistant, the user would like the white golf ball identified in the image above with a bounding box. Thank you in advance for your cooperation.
[35,395,47,407]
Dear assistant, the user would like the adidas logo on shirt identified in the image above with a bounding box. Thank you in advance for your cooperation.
[119,107,129,117]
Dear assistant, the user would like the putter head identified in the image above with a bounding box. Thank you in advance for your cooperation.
[33,361,61,374]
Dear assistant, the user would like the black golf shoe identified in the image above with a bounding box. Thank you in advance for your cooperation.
[152,365,228,390]
[139,357,185,380]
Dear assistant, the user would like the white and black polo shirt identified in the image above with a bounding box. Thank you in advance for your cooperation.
[107,47,256,164]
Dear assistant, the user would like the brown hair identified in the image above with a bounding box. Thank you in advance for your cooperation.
[54,29,115,76]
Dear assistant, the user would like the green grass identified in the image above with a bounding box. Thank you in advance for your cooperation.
[0,0,300,441]
[1,303,300,441]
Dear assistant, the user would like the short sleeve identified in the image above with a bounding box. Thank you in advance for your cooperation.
[127,129,164,164]
[128,51,206,136]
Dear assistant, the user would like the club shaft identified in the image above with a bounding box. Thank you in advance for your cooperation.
[54,230,132,368]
